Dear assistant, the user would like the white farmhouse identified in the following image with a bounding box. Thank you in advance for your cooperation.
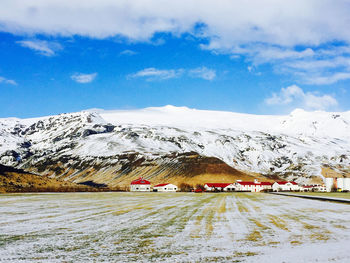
[301,185,326,192]
[130,177,151,192]
[272,181,299,192]
[204,183,235,192]
[314,185,327,192]
[235,180,272,192]
[153,183,178,192]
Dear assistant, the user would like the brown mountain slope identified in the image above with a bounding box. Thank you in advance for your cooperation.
[0,164,97,193]
[21,152,274,190]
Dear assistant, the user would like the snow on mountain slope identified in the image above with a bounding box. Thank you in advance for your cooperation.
[1,106,350,184]
[97,105,350,138]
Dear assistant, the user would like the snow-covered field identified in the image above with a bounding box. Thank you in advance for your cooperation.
[0,193,349,262]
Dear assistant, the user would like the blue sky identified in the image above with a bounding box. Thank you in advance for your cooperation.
[1,1,350,118]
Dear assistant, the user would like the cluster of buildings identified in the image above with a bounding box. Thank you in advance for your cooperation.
[204,180,301,192]
[130,177,350,193]
[130,177,178,192]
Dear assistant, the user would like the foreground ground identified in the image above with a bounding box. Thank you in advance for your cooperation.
[0,193,349,262]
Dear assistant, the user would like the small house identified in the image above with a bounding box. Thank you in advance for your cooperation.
[130,177,151,192]
[153,183,178,192]
[204,183,234,192]
[301,184,326,192]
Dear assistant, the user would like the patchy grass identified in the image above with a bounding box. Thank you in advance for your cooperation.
[246,229,263,242]
[268,215,289,231]
[249,218,270,230]
[1,192,349,262]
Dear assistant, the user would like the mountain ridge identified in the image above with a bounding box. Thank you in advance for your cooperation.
[0,106,349,187]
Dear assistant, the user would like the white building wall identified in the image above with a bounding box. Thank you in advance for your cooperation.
[262,185,272,191]
[235,183,264,192]
[272,183,281,192]
[315,185,327,192]
[204,185,214,191]
[325,178,334,192]
[154,184,178,192]
[337,178,344,190]
[344,178,350,191]
[223,184,235,191]
[291,184,300,191]
[130,184,151,192]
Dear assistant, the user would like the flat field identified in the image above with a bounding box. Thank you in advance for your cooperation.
[0,192,349,262]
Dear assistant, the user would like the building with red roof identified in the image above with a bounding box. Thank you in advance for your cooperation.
[153,183,178,192]
[130,177,151,192]
[235,180,273,192]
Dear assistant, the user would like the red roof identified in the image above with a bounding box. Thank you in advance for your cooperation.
[236,181,272,186]
[260,182,273,185]
[205,183,231,188]
[154,183,170,187]
[276,181,298,185]
[303,185,314,188]
[130,177,151,185]
[236,181,259,186]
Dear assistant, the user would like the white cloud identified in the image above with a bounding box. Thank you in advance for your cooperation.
[236,45,350,85]
[265,85,338,110]
[0,76,17,85]
[1,1,350,46]
[3,1,350,84]
[129,67,217,81]
[71,72,97,83]
[128,68,183,81]
[188,67,216,80]
[302,72,350,85]
[119,49,137,56]
[16,39,62,56]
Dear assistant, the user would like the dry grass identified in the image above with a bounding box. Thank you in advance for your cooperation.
[246,230,262,242]
[268,215,289,231]
[0,171,97,193]
[236,201,249,213]
[249,219,270,230]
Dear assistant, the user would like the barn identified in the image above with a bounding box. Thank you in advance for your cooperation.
[130,177,151,192]
[153,183,178,192]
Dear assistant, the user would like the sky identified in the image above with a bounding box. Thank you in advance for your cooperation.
[1,0,350,118]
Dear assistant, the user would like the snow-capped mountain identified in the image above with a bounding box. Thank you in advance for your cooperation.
[1,106,350,186]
